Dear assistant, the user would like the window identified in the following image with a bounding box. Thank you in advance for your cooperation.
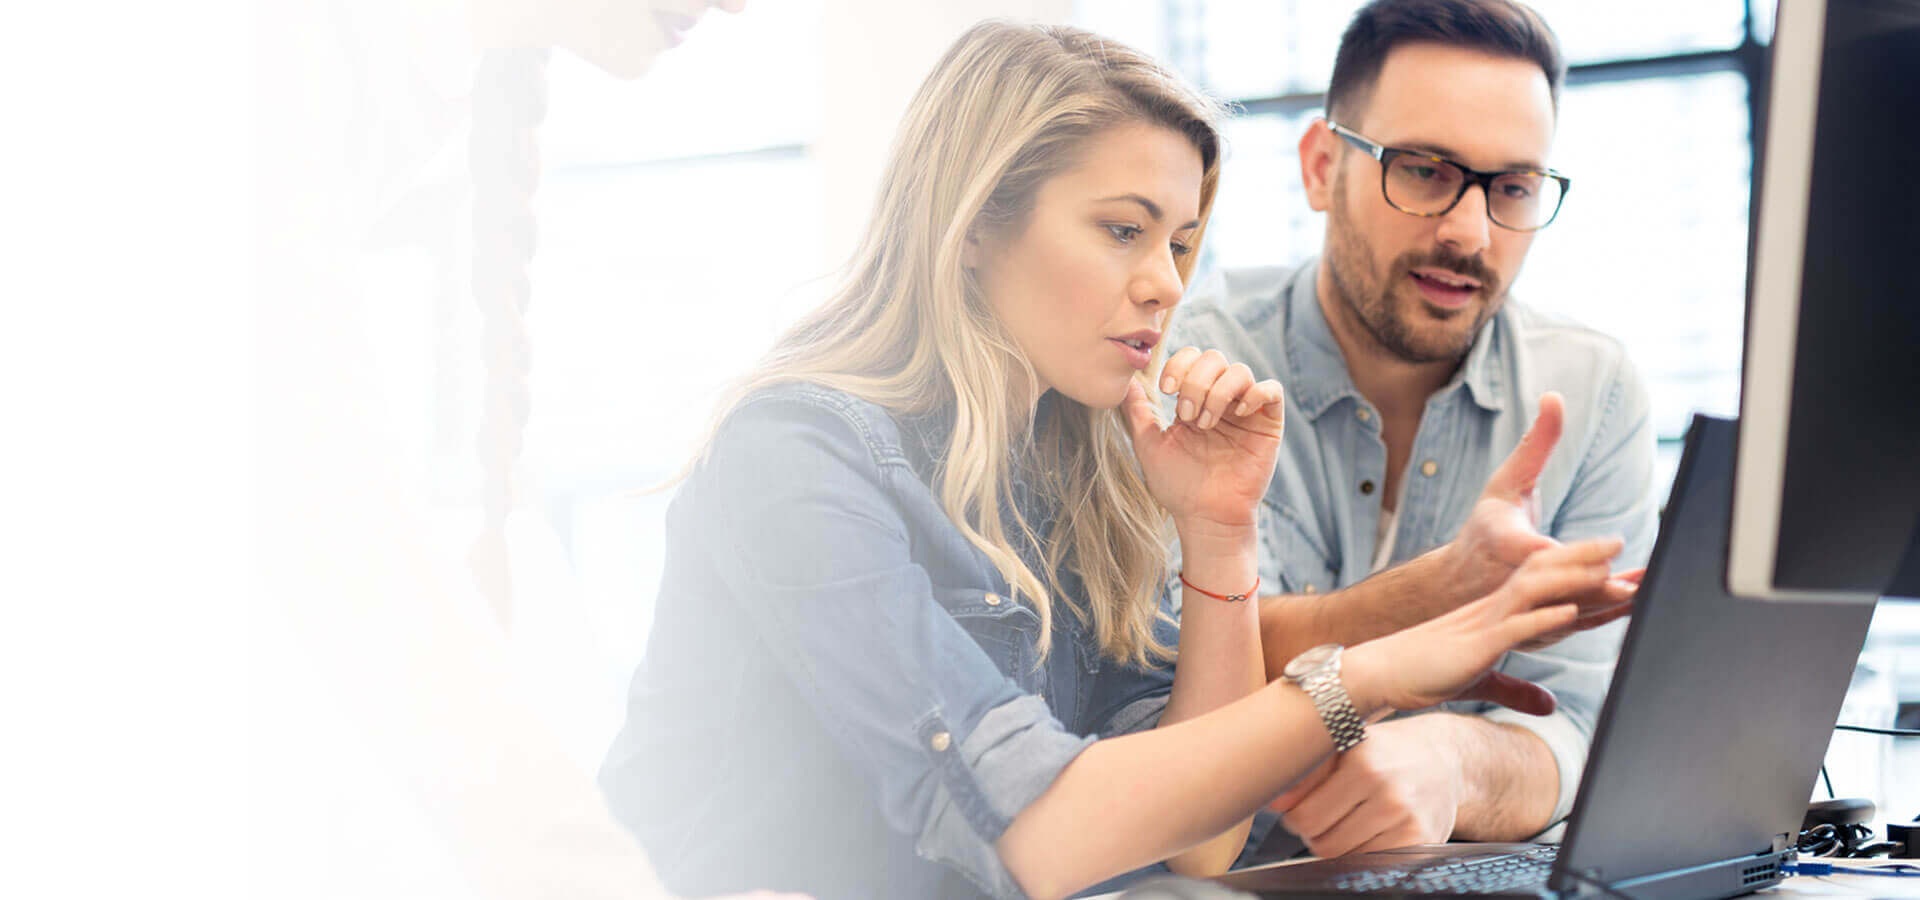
[1074,0,1916,820]
[477,0,1912,812]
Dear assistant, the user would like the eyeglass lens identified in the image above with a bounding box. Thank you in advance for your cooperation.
[1383,155,1563,229]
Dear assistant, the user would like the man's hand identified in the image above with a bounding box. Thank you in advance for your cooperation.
[1268,717,1463,857]
[1440,393,1564,607]
[1267,714,1564,855]
[1257,393,1638,679]
[1435,393,1636,642]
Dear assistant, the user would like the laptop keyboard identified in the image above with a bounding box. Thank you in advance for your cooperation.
[1326,845,1558,894]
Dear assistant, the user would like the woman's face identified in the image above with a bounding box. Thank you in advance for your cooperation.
[970,122,1204,410]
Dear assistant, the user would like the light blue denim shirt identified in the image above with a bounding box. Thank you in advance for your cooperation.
[599,384,1179,900]
[1166,258,1659,833]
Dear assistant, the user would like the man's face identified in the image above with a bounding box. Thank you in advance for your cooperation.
[1318,42,1556,364]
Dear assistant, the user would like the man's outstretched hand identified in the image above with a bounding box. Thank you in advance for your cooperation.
[1435,393,1637,644]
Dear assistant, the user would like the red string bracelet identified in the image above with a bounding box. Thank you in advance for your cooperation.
[1178,571,1260,603]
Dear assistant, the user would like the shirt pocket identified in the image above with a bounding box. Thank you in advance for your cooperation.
[936,586,1043,690]
[1260,499,1339,596]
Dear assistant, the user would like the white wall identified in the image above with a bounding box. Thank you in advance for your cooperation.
[819,0,1074,269]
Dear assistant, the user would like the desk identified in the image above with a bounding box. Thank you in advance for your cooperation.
[1763,864,1920,900]
[1088,859,1920,899]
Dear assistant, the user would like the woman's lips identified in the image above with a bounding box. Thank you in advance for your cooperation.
[1109,338,1153,370]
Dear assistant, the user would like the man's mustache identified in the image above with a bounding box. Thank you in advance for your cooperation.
[1395,249,1497,292]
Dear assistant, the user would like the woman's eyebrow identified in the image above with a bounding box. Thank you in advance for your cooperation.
[1097,193,1200,230]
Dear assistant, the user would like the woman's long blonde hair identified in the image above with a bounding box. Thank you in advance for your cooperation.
[708,21,1224,667]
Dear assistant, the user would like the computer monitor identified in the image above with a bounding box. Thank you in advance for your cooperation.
[1729,0,1920,602]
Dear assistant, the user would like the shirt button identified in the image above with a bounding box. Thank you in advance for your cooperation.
[1360,480,1376,495]
[929,731,952,752]
[1421,460,1439,477]
[983,592,1002,606]
[1356,408,1373,422]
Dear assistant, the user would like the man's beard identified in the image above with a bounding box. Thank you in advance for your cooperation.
[1322,179,1505,365]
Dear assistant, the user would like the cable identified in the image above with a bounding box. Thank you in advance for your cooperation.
[1799,821,1906,859]
[1833,723,1920,737]
[1817,721,1915,853]
[1783,861,1920,878]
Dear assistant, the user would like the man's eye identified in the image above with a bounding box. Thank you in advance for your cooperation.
[1405,165,1441,181]
[1500,182,1534,200]
[1106,224,1143,243]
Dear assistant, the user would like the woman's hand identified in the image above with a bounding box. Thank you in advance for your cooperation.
[1119,347,1285,537]
[1343,538,1628,718]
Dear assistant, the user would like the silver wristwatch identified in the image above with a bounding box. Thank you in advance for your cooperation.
[1283,643,1367,753]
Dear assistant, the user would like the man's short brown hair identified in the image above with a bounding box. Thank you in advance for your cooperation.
[1326,0,1566,124]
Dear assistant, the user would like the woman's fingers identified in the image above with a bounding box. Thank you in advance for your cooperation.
[1502,564,1612,621]
[1234,379,1286,422]
[1158,348,1286,433]
[1158,345,1203,396]
[1196,362,1254,429]
[1551,536,1626,565]
[1118,378,1162,447]
[1496,601,1582,650]
[1499,538,1622,607]
[1171,349,1229,425]
[1571,599,1633,631]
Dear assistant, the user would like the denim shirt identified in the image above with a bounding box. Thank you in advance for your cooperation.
[1167,258,1658,833]
[599,384,1180,900]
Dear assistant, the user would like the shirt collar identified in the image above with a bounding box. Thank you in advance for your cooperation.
[1282,256,1507,419]
[1454,307,1507,413]
[1280,258,1363,421]
[898,403,953,484]
[897,394,1062,528]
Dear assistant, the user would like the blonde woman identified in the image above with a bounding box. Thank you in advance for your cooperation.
[599,21,1625,900]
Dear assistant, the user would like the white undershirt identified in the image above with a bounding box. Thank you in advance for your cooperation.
[1372,469,1413,574]
[1371,504,1401,574]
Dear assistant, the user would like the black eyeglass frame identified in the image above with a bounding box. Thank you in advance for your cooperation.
[1326,120,1573,232]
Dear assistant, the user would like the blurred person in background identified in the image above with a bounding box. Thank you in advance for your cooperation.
[597,20,1631,900]
[254,1,801,897]
[1166,0,1653,863]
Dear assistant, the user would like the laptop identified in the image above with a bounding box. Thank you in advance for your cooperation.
[1188,415,1877,900]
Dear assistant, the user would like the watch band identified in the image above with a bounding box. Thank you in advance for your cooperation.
[1283,645,1368,753]
[1300,666,1367,752]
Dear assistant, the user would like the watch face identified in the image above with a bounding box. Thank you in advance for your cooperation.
[1284,643,1341,680]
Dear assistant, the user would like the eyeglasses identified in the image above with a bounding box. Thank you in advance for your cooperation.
[1327,121,1571,232]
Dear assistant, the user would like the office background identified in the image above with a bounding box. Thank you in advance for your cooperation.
[348,0,1913,838]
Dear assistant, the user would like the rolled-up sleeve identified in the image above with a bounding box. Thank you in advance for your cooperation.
[1477,622,1623,827]
[701,397,1092,898]
[1475,355,1658,827]
[920,695,1096,897]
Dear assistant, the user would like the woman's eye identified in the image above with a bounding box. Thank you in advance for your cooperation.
[1105,224,1143,243]
[1171,241,1193,258]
